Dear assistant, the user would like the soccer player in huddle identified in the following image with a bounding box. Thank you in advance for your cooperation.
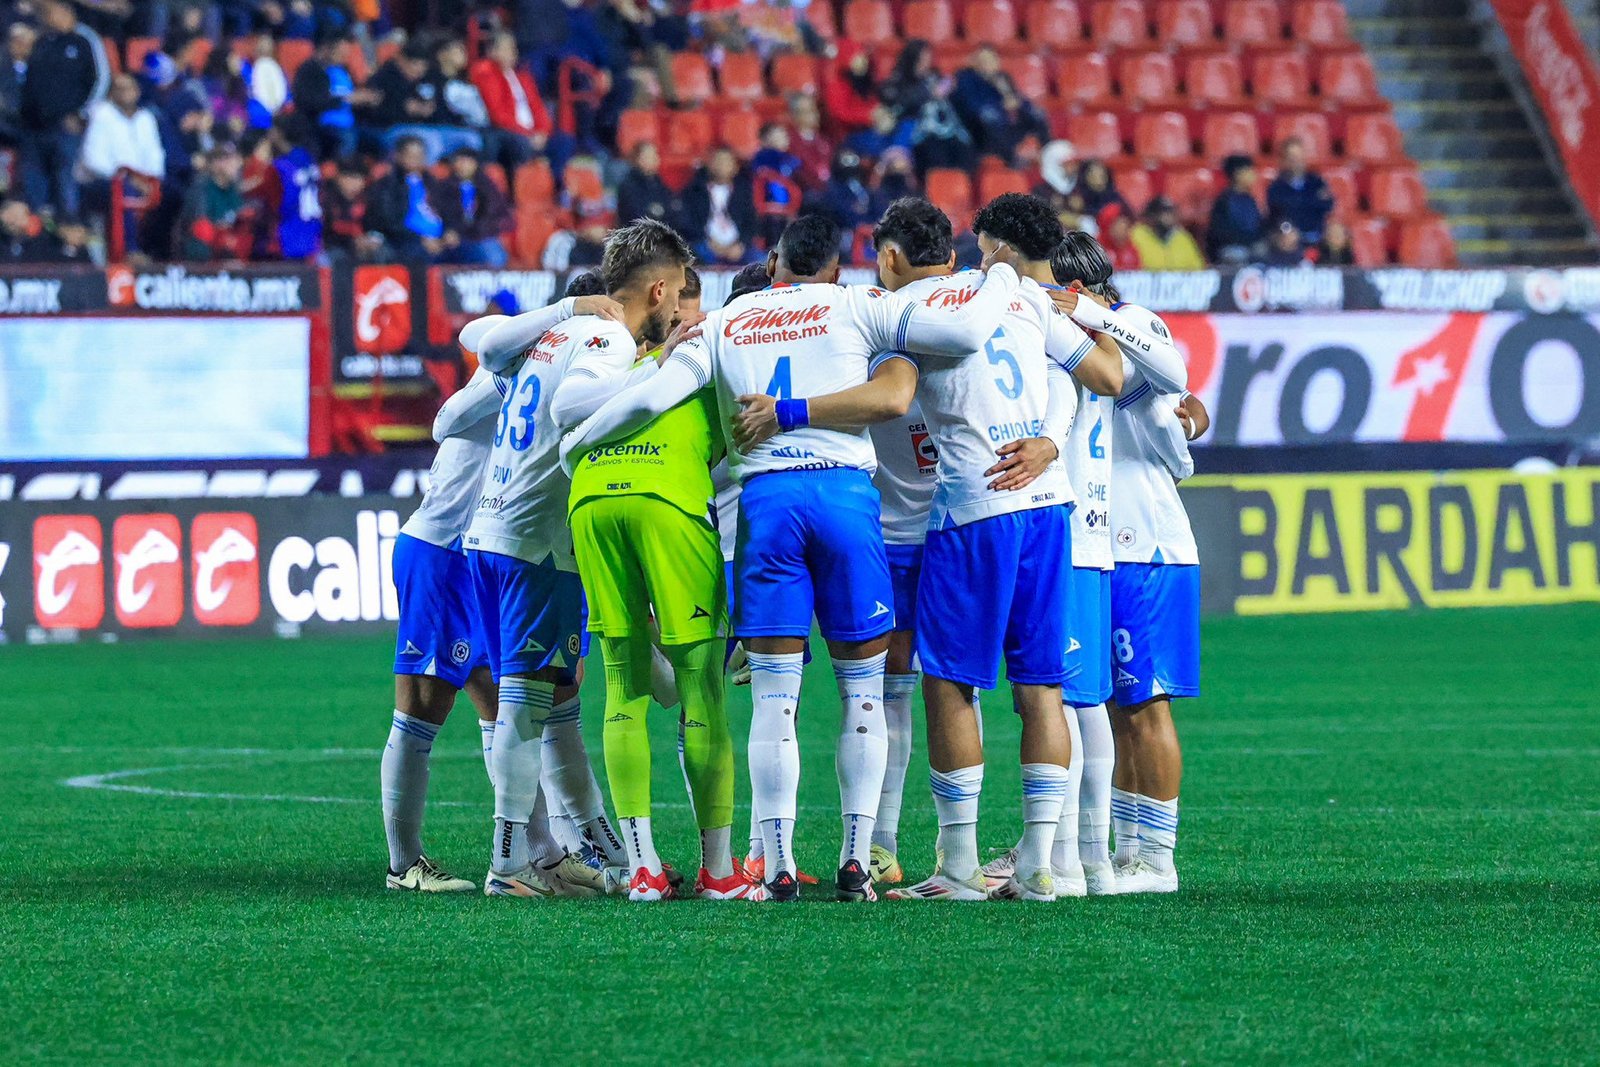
[562,213,1022,901]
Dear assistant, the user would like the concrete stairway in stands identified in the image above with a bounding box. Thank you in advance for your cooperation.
[1347,0,1599,265]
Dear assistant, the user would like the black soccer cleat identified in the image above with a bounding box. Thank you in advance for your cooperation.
[835,859,878,902]
[765,870,801,902]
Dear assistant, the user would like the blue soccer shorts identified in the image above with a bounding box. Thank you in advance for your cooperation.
[466,548,585,683]
[1109,562,1201,705]
[1063,566,1113,708]
[733,467,894,642]
[885,541,925,634]
[392,533,489,688]
[916,505,1075,690]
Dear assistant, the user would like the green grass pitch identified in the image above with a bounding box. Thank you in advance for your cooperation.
[4,605,1598,1064]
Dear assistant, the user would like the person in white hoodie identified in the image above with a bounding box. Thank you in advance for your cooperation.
[79,73,165,254]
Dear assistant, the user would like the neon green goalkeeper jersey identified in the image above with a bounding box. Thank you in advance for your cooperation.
[567,358,721,523]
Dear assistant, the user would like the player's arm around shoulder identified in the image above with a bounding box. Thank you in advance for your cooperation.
[873,262,1022,358]
[1038,284,1124,398]
[549,318,646,429]
[731,351,919,452]
[557,324,711,473]
[432,367,507,442]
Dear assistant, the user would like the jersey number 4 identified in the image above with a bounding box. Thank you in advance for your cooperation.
[766,356,794,400]
[495,376,541,452]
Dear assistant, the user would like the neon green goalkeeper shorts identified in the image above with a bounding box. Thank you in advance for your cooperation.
[570,494,728,645]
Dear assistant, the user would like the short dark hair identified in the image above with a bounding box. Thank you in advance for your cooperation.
[1051,230,1119,301]
[873,197,953,267]
[726,262,771,304]
[972,192,1064,261]
[775,213,841,278]
[601,217,695,295]
[681,265,702,300]
[1222,154,1254,180]
[759,122,785,140]
[564,269,606,298]
[393,134,426,157]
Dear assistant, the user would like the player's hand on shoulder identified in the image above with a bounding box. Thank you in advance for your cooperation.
[1047,285,1080,316]
[574,294,626,324]
[1175,393,1210,441]
[659,312,705,364]
[732,393,778,452]
[984,436,1058,492]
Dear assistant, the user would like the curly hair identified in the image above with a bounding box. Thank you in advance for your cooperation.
[972,192,1065,261]
[872,197,953,267]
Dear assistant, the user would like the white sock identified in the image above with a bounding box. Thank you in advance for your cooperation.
[541,695,625,863]
[929,765,983,880]
[490,677,552,873]
[835,651,888,868]
[747,800,764,860]
[700,825,734,878]
[1076,703,1114,867]
[1053,703,1084,875]
[1112,786,1141,866]
[621,816,662,875]
[1137,794,1179,873]
[381,710,439,873]
[874,672,917,853]
[651,643,680,707]
[478,717,496,786]
[1019,763,1069,879]
[746,651,804,878]
[539,780,587,856]
[526,786,565,868]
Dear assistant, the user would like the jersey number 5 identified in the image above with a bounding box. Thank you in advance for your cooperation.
[985,329,1022,399]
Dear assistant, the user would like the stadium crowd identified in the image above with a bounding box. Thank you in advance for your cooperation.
[0,0,1375,268]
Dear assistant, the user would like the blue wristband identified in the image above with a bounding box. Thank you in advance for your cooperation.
[775,398,809,432]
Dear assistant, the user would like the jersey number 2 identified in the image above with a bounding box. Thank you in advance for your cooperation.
[985,329,1023,399]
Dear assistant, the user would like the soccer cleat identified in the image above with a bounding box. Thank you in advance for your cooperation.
[628,866,677,902]
[602,865,631,895]
[386,855,474,893]
[836,859,877,902]
[663,863,686,891]
[1083,861,1120,896]
[991,868,1056,902]
[868,844,903,885]
[539,853,605,898]
[483,864,557,898]
[980,846,1018,890]
[886,868,989,901]
[1051,863,1088,899]
[743,854,819,885]
[695,867,762,900]
[759,870,801,902]
[1114,859,1179,894]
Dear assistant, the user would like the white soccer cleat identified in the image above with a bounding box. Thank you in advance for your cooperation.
[1052,862,1088,898]
[979,846,1018,891]
[1114,859,1179,894]
[991,868,1057,901]
[386,855,474,893]
[483,864,557,898]
[886,869,989,901]
[539,853,605,897]
[1082,861,1120,896]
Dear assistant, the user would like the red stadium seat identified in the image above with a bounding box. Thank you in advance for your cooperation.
[1317,51,1383,107]
[1090,0,1150,48]
[1113,164,1156,212]
[1201,110,1261,158]
[276,38,315,81]
[513,160,555,206]
[1067,110,1124,158]
[1119,51,1181,107]
[844,0,896,44]
[1273,111,1331,162]
[904,0,957,42]
[1004,54,1051,100]
[663,109,716,158]
[1185,51,1247,107]
[1321,163,1359,217]
[1345,112,1406,165]
[513,208,559,266]
[806,1,838,38]
[124,35,160,74]
[1161,163,1219,222]
[563,160,607,204]
[932,42,969,76]
[964,0,1020,44]
[1368,166,1430,218]
[616,109,660,157]
[1349,216,1391,265]
[1055,51,1114,107]
[1026,0,1084,45]
[1222,0,1283,46]
[1398,216,1456,267]
[719,108,763,157]
[978,166,1032,202]
[672,53,715,104]
[926,167,975,223]
[1153,0,1215,48]
[1134,110,1193,161]
[771,53,819,95]
[1291,0,1349,46]
[1251,50,1313,108]
[717,52,764,103]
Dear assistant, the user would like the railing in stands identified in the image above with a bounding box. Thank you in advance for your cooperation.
[108,169,162,263]
[556,56,605,138]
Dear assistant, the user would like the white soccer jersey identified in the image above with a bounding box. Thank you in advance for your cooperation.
[665,265,1022,484]
[895,271,1094,530]
[869,397,937,545]
[711,458,739,562]
[1066,384,1113,570]
[465,314,632,567]
[402,378,503,548]
[1100,302,1198,565]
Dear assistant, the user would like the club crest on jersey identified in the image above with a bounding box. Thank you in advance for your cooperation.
[451,639,471,664]
[1116,527,1136,547]
[585,335,611,349]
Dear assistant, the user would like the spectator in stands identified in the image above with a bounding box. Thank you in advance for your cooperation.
[52,213,92,262]
[1074,159,1126,220]
[433,146,513,267]
[752,122,802,180]
[545,0,629,153]
[811,147,873,255]
[200,41,253,143]
[879,40,938,123]
[1266,136,1332,246]
[247,32,289,118]
[80,72,165,252]
[0,22,36,148]
[542,200,609,270]
[845,104,913,163]
[292,27,369,159]
[470,31,573,176]
[176,141,256,261]
[257,114,323,260]
[1207,154,1264,264]
[0,197,60,261]
[1097,202,1140,270]
[18,0,110,219]
[1261,220,1309,266]
[432,35,490,132]
[322,160,382,261]
[599,0,683,111]
[823,41,877,136]
[788,95,832,191]
[1034,139,1079,227]
[615,140,674,225]
[1130,196,1204,271]
[1317,219,1354,266]
[365,134,449,261]
[678,144,757,265]
[950,45,1048,165]
[365,37,456,155]
[869,145,918,216]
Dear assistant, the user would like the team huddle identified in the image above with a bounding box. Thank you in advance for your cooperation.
[378,191,1205,903]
